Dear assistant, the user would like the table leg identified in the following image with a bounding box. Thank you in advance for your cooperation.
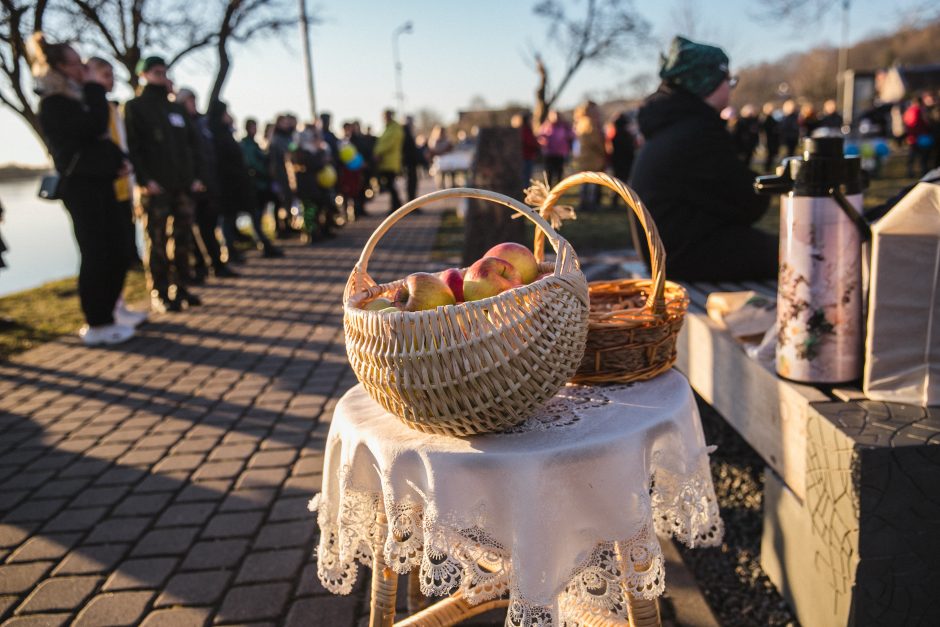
[369,511,398,627]
[625,594,661,627]
[395,590,509,627]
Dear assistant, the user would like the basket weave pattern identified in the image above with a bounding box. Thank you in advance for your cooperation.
[344,188,589,436]
[532,172,689,385]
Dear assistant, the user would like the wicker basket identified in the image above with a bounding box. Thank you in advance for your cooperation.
[531,171,689,385]
[344,187,590,436]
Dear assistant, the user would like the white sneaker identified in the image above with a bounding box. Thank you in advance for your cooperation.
[79,323,135,346]
[114,304,148,328]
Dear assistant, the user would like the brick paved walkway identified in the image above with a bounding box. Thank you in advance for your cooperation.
[0,181,460,627]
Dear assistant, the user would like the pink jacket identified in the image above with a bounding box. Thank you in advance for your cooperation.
[538,120,574,157]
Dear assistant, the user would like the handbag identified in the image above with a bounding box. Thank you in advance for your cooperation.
[37,153,80,201]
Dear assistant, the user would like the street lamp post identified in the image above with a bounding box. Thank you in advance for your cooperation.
[299,0,317,120]
[392,21,413,114]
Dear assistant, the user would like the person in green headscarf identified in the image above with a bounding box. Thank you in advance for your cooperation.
[630,36,776,282]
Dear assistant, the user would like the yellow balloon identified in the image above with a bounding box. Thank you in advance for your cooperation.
[338,144,357,163]
[317,165,337,188]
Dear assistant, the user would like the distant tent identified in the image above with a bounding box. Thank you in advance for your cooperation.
[878,63,940,103]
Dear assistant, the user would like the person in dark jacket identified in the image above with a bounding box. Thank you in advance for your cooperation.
[609,112,635,184]
[30,34,140,345]
[631,36,775,282]
[779,99,800,157]
[732,104,761,165]
[761,102,781,172]
[402,116,421,202]
[240,118,283,257]
[268,115,297,237]
[209,101,283,260]
[125,56,204,312]
[514,111,541,185]
[176,88,238,279]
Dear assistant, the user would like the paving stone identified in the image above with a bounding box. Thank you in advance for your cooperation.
[7,534,81,563]
[247,450,297,468]
[93,467,146,486]
[294,562,330,597]
[174,481,231,503]
[53,544,129,575]
[131,527,199,557]
[2,613,71,626]
[268,496,313,522]
[0,524,33,549]
[102,557,178,591]
[83,517,151,544]
[0,562,52,594]
[214,582,291,623]
[253,521,314,550]
[235,548,305,584]
[180,539,250,571]
[154,502,216,528]
[112,493,172,517]
[133,473,186,493]
[42,507,108,533]
[30,478,91,500]
[218,489,276,513]
[193,461,244,481]
[0,594,16,619]
[73,591,153,627]
[154,570,232,607]
[116,449,166,467]
[235,468,288,490]
[139,606,211,627]
[153,454,205,474]
[202,512,263,539]
[70,486,130,509]
[170,437,221,455]
[285,595,359,627]
[207,444,256,462]
[2,499,68,523]
[14,575,101,614]
[290,455,324,477]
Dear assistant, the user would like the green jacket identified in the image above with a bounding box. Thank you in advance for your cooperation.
[239,136,270,192]
[374,120,404,173]
[124,84,200,192]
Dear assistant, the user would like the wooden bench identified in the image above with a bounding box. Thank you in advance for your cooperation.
[675,280,940,627]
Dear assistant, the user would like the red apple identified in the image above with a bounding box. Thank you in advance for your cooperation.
[485,242,539,284]
[463,257,522,301]
[439,268,465,302]
[394,272,456,311]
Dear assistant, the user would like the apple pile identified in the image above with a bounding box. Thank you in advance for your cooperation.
[360,242,544,313]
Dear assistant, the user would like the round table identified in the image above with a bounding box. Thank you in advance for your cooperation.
[310,369,723,626]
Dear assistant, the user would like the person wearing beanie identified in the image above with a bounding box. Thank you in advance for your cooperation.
[124,55,205,312]
[630,36,776,281]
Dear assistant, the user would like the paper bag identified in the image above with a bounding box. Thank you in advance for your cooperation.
[863,182,940,406]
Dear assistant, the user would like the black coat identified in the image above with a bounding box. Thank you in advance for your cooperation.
[38,82,125,180]
[210,120,254,216]
[631,86,768,269]
[125,84,200,191]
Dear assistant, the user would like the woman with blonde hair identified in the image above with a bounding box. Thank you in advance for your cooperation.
[30,33,138,345]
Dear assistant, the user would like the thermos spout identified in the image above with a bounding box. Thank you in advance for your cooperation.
[754,173,792,195]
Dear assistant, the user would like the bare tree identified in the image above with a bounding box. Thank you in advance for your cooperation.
[0,0,311,152]
[0,1,51,146]
[531,0,650,124]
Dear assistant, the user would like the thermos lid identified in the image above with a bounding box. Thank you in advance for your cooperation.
[793,136,863,196]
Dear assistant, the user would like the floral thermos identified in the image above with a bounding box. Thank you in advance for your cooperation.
[756,137,869,383]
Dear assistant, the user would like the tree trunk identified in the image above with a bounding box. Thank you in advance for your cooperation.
[534,56,549,125]
[462,127,526,266]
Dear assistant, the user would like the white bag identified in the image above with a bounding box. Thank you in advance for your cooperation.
[863,182,940,406]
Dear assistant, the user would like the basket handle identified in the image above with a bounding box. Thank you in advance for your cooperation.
[344,187,579,304]
[532,172,667,316]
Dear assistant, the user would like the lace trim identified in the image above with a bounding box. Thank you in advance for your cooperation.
[505,384,633,433]
[310,450,721,626]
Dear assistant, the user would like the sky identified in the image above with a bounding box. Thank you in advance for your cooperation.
[0,0,929,166]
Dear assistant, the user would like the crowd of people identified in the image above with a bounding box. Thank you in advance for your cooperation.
[26,32,424,347]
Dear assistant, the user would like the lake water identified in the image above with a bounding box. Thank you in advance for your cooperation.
[0,177,81,297]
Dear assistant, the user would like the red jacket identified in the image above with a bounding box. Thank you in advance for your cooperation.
[521,124,540,161]
[903,103,929,145]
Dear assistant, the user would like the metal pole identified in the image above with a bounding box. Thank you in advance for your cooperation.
[836,0,850,113]
[392,22,412,114]
[299,0,317,120]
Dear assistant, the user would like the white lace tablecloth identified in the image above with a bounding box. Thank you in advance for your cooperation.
[310,369,723,626]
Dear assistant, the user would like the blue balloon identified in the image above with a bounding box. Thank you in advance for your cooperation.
[874,140,890,157]
[347,153,364,171]
[844,143,860,156]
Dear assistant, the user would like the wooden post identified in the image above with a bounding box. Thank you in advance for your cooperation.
[461,127,525,266]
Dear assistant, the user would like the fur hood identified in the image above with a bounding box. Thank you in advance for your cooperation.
[33,68,83,101]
